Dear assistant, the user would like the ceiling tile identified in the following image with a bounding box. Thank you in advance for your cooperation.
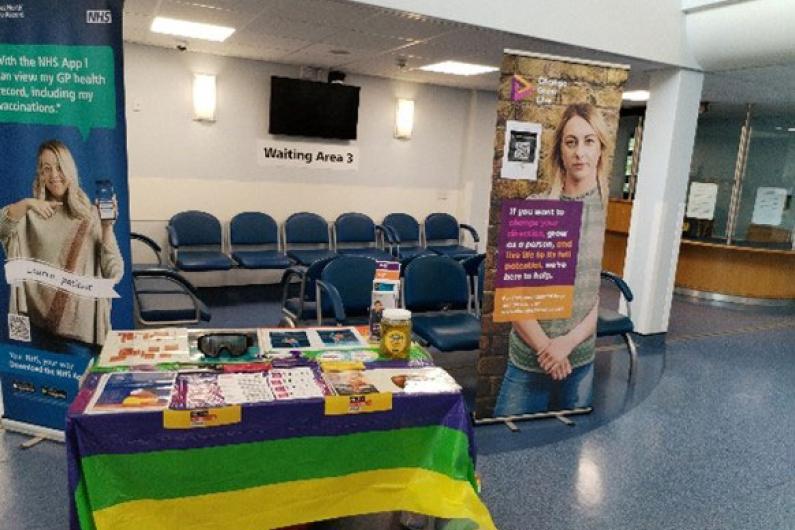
[281,43,375,69]
[229,29,314,54]
[256,0,381,30]
[123,0,159,17]
[321,29,412,52]
[236,15,338,42]
[362,11,458,41]
[123,11,154,33]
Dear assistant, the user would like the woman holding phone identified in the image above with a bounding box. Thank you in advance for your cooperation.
[0,139,123,349]
[494,103,611,416]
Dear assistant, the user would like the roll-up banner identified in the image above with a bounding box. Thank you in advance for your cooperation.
[0,0,132,435]
[476,50,628,420]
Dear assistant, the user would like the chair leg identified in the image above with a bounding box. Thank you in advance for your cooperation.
[623,333,638,382]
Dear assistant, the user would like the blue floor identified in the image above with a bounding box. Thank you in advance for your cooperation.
[1,290,793,529]
[476,327,795,530]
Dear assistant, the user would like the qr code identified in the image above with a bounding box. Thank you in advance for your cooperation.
[8,313,31,342]
[512,142,531,161]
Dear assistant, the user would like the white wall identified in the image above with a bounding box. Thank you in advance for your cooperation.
[123,43,496,282]
[352,0,698,69]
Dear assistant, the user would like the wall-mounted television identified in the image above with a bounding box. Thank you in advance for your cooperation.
[269,76,360,140]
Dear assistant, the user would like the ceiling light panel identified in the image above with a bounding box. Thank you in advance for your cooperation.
[158,0,256,26]
[151,16,235,41]
[622,90,650,102]
[418,60,498,76]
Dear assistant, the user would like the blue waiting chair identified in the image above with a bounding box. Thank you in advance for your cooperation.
[166,211,235,272]
[423,213,479,260]
[315,255,377,326]
[279,255,337,327]
[229,212,290,270]
[130,233,211,326]
[382,213,435,266]
[283,212,337,266]
[597,271,637,381]
[403,255,481,352]
[333,213,394,262]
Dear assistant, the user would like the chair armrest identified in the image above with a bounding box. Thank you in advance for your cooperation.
[600,271,634,302]
[375,224,396,245]
[459,224,480,243]
[133,268,210,322]
[130,232,163,266]
[315,280,347,323]
[166,225,180,248]
[279,265,307,304]
[130,232,161,253]
[383,225,401,244]
[280,265,307,284]
[460,253,486,276]
[132,267,199,295]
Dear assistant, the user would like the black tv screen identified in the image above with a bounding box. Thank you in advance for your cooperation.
[269,76,360,140]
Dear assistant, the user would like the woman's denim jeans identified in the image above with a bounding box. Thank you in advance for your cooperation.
[493,360,594,417]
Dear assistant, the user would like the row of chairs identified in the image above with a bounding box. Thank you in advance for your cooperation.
[165,210,481,273]
[281,253,485,353]
[130,231,636,381]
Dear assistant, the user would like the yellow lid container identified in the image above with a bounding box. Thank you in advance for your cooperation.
[379,308,412,359]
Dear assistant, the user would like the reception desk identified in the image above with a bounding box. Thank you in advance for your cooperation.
[601,199,795,303]
[675,239,795,301]
[602,198,633,275]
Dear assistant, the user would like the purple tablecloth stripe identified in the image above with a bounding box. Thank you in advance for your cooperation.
[69,383,475,462]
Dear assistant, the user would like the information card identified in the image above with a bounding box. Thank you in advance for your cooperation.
[493,199,582,321]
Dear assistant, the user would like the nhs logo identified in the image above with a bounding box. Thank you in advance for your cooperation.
[86,10,112,23]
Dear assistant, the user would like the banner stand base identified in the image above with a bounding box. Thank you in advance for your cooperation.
[1,419,65,445]
[473,407,592,432]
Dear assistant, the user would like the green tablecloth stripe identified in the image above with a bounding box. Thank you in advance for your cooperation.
[82,425,475,512]
[74,480,97,530]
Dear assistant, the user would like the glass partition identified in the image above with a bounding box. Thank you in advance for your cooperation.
[733,107,795,247]
[610,114,642,200]
[686,103,746,240]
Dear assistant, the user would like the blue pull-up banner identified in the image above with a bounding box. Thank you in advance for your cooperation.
[0,0,132,433]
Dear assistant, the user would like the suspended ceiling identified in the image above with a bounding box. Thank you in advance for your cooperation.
[123,0,795,105]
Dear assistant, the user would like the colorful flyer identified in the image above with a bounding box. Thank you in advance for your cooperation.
[365,367,461,394]
[261,327,367,353]
[493,199,583,321]
[85,372,176,414]
[374,260,400,281]
[96,329,190,368]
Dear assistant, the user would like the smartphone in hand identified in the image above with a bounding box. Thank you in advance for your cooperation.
[95,179,116,221]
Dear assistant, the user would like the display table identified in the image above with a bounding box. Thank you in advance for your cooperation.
[67,372,496,530]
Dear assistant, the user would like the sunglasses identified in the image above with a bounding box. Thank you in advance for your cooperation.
[197,333,254,358]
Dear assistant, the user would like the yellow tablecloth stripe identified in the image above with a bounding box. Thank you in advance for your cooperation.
[93,467,497,530]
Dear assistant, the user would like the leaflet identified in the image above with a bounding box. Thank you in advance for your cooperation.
[85,371,177,414]
[260,327,367,353]
[96,329,189,368]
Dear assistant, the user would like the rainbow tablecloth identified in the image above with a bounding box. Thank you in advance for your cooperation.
[67,373,496,530]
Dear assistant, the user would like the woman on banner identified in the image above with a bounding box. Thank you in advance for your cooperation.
[0,139,123,350]
[494,103,610,416]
